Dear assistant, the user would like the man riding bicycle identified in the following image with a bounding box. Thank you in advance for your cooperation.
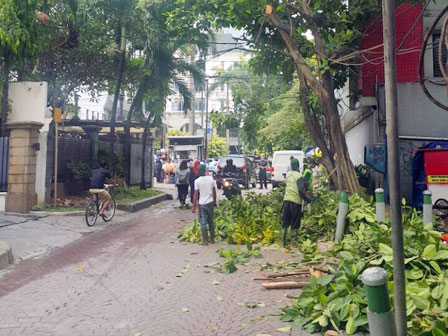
[89,161,118,216]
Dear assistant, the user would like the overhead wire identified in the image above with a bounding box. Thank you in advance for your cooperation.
[418,3,448,112]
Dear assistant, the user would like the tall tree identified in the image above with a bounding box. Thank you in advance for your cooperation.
[169,0,389,193]
[0,0,45,135]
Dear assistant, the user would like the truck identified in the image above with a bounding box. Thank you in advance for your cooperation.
[168,135,204,161]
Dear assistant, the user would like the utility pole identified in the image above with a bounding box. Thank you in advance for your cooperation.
[188,53,196,135]
[226,78,230,155]
[382,1,406,335]
[204,79,209,160]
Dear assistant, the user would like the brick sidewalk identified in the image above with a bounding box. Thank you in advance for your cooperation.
[0,198,315,336]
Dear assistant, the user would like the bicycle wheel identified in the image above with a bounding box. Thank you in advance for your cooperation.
[102,198,116,222]
[85,201,99,227]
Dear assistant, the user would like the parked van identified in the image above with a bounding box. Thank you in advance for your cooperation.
[271,150,305,188]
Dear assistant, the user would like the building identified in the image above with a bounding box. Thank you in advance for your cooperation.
[340,2,448,202]
[163,33,249,149]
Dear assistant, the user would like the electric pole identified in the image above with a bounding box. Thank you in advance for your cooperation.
[382,1,407,335]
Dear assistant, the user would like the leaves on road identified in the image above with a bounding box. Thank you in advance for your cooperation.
[276,326,292,333]
[212,279,220,285]
[216,296,224,302]
[182,307,189,312]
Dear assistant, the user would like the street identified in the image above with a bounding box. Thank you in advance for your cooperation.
[0,186,304,336]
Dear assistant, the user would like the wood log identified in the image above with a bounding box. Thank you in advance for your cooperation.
[262,281,310,289]
[263,270,310,278]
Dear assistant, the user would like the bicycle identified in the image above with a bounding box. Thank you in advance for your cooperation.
[85,184,117,227]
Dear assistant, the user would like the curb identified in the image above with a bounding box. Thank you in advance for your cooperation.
[117,193,173,213]
[0,240,13,270]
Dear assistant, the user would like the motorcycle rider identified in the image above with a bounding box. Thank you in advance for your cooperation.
[223,159,237,176]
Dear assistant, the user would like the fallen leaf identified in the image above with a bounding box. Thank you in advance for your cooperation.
[212,279,220,285]
[240,323,247,326]
[216,296,224,301]
[257,302,266,307]
[176,272,183,277]
[273,299,283,303]
[258,316,267,321]
[134,333,142,336]
[276,326,292,333]
[210,326,217,331]
[184,264,191,269]
[184,259,192,262]
[268,311,282,316]
[255,334,272,336]
[196,264,201,267]
[154,286,164,291]
[182,307,189,312]
[76,265,83,271]
[325,331,339,336]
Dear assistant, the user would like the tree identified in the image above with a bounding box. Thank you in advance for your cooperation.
[0,0,45,136]
[122,0,207,189]
[208,136,226,158]
[259,85,313,152]
[169,0,390,193]
[208,62,291,152]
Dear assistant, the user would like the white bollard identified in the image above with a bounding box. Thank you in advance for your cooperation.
[375,188,386,222]
[423,190,432,226]
[335,191,348,242]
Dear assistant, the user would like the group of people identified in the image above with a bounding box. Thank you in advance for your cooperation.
[172,160,203,208]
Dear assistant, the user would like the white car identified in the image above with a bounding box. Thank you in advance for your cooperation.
[271,150,305,188]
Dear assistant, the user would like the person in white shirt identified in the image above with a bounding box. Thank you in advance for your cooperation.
[192,164,217,245]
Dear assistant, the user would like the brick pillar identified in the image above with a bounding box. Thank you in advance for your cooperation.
[6,121,43,213]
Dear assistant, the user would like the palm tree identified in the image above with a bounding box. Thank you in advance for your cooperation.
[123,1,208,188]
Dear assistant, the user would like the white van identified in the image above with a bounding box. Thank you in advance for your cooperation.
[271,150,305,188]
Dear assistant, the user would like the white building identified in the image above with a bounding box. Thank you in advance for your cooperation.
[164,33,250,138]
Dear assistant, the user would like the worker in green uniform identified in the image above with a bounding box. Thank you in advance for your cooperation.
[281,159,310,247]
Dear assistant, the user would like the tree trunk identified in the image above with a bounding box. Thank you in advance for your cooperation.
[268,13,360,194]
[298,74,337,188]
[109,24,127,169]
[124,76,148,185]
[140,117,151,190]
[1,53,10,137]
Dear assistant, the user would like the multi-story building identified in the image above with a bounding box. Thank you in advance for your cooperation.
[339,2,448,203]
[163,33,249,142]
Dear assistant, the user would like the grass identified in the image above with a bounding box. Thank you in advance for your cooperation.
[115,187,163,204]
[32,205,84,212]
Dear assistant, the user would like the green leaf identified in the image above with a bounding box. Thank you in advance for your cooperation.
[422,244,436,259]
[276,326,292,333]
[346,316,356,334]
[412,295,430,311]
[216,295,224,301]
[379,243,393,255]
[182,307,189,312]
[433,250,448,260]
[212,279,220,285]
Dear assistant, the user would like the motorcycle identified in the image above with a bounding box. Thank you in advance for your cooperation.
[221,173,242,200]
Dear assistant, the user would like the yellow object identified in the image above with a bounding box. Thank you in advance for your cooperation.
[265,5,273,14]
[54,107,62,123]
[427,175,448,184]
[312,148,322,158]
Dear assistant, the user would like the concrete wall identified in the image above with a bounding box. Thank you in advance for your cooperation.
[8,82,51,205]
[344,112,376,166]
[0,192,5,212]
[378,82,448,139]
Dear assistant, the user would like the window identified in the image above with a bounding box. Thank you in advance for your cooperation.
[433,33,447,77]
[173,100,184,111]
[220,100,226,110]
[194,99,204,111]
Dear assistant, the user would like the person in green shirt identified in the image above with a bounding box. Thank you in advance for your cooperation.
[302,159,314,191]
[282,159,310,247]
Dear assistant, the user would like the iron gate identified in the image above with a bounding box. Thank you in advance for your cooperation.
[0,137,9,192]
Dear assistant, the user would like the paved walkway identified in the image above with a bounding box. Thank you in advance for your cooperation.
[0,195,311,336]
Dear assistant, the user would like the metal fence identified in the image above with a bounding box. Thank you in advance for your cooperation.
[0,137,9,192]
